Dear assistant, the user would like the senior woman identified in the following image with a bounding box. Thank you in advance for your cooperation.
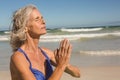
[10,4,80,80]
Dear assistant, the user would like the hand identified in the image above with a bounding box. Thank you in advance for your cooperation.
[54,39,72,69]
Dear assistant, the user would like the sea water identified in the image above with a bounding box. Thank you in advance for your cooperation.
[0,26,120,70]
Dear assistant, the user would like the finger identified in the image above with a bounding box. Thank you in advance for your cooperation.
[59,39,69,58]
[54,49,57,56]
[60,39,64,48]
[59,39,66,55]
[54,49,58,57]
[59,40,64,55]
[63,39,68,48]
[56,49,61,63]
[67,44,72,58]
[64,44,72,64]
[60,39,66,56]
[54,49,58,60]
[58,47,63,58]
[58,48,64,59]
[64,39,70,54]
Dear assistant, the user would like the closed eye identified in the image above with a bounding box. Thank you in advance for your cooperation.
[35,16,43,21]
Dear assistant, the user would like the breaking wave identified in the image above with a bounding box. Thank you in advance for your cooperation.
[40,32,120,42]
[0,32,120,42]
[80,50,120,56]
[61,27,103,32]
[0,26,120,42]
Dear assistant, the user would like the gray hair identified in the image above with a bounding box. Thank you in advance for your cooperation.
[10,4,37,52]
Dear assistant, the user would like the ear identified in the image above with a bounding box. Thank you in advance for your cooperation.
[24,27,28,32]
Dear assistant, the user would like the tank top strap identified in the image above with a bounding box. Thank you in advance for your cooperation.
[39,47,53,79]
[39,48,50,61]
[18,48,32,69]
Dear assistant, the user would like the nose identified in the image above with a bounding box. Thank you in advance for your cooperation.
[42,19,45,24]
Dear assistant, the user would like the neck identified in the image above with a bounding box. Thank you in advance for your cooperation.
[23,33,40,52]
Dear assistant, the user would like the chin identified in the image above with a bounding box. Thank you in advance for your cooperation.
[40,31,47,35]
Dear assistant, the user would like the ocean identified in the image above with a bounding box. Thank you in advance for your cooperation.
[1,26,120,42]
[0,26,120,71]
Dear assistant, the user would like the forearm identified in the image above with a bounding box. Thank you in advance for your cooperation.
[51,60,80,77]
[48,65,66,80]
[65,64,80,77]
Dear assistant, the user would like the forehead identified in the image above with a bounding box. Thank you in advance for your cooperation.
[30,9,42,19]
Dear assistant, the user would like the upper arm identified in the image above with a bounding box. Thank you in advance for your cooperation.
[10,52,36,80]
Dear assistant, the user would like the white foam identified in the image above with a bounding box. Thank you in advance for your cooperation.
[0,32,120,42]
[40,35,79,42]
[40,32,120,42]
[0,35,9,41]
[61,28,103,32]
[4,31,10,34]
[80,50,120,56]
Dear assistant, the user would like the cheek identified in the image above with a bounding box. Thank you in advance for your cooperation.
[30,25,42,34]
[29,23,39,30]
[28,22,44,34]
[28,24,36,33]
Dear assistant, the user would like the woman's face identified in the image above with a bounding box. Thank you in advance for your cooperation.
[27,9,46,38]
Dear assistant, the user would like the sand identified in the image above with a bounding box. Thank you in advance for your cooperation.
[1,66,120,80]
[0,70,11,80]
[61,66,120,80]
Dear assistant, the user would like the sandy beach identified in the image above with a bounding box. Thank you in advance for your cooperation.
[0,35,120,80]
[1,66,120,80]
[62,66,120,80]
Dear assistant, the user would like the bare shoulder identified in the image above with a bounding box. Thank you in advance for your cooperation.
[11,51,23,65]
[41,47,54,60]
[11,51,27,65]
[10,51,29,73]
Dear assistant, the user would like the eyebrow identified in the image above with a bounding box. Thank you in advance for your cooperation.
[35,16,43,19]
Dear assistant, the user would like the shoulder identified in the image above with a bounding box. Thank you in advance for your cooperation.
[41,47,54,60]
[10,51,30,73]
[10,51,36,80]
[11,51,24,64]
[11,51,26,64]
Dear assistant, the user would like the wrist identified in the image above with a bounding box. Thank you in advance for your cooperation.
[57,64,67,71]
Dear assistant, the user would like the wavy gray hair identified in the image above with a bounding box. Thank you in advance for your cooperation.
[10,4,37,52]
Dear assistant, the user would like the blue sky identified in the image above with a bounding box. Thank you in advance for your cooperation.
[0,0,120,29]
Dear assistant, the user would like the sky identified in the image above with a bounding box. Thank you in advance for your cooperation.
[0,0,120,29]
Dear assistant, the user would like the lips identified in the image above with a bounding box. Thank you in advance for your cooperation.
[41,26,46,29]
